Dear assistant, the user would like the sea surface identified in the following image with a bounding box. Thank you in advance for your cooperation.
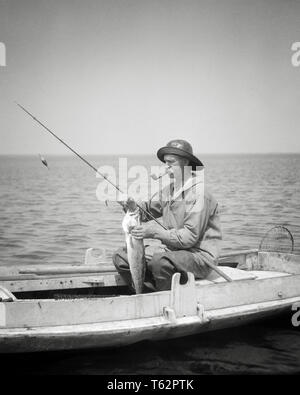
[0,153,300,374]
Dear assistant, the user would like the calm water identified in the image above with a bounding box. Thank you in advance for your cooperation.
[0,154,300,374]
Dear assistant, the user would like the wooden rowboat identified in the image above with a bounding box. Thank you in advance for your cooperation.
[0,249,299,353]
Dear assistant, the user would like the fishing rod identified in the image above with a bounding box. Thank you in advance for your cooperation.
[16,102,168,230]
[16,102,233,283]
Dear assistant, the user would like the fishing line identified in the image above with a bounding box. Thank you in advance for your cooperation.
[16,102,167,230]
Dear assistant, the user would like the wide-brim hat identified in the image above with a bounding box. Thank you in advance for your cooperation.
[157,139,203,170]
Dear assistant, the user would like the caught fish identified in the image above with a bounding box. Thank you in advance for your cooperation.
[39,154,49,169]
[122,203,146,294]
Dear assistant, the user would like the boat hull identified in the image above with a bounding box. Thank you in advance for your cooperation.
[0,297,297,353]
[1,251,300,353]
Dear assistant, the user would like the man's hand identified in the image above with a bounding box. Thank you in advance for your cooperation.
[130,225,147,240]
[130,221,164,240]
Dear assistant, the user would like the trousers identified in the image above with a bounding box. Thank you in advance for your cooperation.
[112,246,212,292]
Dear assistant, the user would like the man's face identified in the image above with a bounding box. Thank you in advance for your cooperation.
[163,154,189,180]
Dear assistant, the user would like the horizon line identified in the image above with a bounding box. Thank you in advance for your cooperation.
[0,152,300,157]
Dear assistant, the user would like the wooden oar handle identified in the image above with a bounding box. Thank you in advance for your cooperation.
[205,261,233,282]
[19,266,116,275]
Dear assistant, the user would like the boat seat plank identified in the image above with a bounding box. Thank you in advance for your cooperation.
[195,268,291,286]
[204,266,257,283]
[248,271,291,280]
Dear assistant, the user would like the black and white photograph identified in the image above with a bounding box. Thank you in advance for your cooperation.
[0,0,300,377]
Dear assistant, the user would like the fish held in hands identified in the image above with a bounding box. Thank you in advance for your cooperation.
[122,204,146,294]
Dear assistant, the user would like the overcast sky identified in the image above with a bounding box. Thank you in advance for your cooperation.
[0,0,299,155]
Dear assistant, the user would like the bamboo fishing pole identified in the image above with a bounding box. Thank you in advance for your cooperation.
[15,102,167,230]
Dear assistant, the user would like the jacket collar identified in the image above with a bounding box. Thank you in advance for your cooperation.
[166,171,204,202]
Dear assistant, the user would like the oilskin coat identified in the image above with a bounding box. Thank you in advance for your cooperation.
[142,173,222,273]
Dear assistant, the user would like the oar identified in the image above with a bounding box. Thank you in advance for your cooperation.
[205,260,233,282]
[19,265,116,275]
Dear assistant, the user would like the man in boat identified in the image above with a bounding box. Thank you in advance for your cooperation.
[113,139,222,292]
